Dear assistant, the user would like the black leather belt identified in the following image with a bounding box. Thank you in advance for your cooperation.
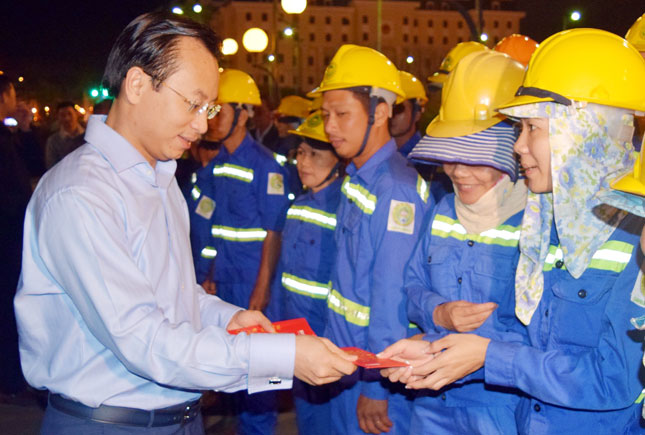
[49,393,201,427]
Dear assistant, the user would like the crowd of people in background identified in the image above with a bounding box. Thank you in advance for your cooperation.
[2,9,645,435]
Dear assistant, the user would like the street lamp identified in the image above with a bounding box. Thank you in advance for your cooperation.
[171,6,183,15]
[281,0,306,15]
[193,4,203,14]
[222,38,239,56]
[570,11,581,22]
[242,28,269,53]
[563,10,582,29]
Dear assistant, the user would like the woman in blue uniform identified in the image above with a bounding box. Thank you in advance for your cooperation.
[381,29,645,434]
[271,110,342,435]
[402,50,529,433]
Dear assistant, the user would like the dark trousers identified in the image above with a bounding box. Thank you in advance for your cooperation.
[40,403,205,435]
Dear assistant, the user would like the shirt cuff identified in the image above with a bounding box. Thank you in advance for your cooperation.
[484,339,521,389]
[247,333,295,394]
[360,379,389,401]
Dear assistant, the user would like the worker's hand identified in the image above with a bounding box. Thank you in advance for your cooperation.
[294,336,357,385]
[226,310,275,333]
[248,283,270,311]
[378,336,434,384]
[404,334,490,391]
[433,301,497,332]
[357,395,392,434]
[201,279,217,295]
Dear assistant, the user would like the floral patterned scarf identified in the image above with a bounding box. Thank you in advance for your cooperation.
[498,102,635,325]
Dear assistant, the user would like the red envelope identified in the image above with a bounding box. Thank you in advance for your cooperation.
[228,318,316,336]
[341,347,409,369]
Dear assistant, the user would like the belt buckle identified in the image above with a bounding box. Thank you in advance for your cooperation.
[181,404,193,425]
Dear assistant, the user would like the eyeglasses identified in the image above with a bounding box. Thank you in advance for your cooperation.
[159,81,221,120]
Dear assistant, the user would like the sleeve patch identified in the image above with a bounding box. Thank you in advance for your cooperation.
[195,195,215,219]
[267,172,285,195]
[387,200,415,235]
[630,270,645,308]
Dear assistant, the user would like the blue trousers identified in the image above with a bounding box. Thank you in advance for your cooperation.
[293,379,330,435]
[40,403,204,435]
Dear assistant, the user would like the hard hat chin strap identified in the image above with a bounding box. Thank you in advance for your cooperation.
[314,160,342,189]
[212,104,243,148]
[353,96,379,160]
[390,100,420,138]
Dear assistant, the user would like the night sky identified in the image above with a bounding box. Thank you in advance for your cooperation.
[1,0,643,104]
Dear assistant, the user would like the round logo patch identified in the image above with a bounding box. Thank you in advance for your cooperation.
[324,62,337,80]
[393,203,413,226]
[307,114,322,128]
[270,174,284,190]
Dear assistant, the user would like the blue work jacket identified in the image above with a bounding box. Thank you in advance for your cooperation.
[187,163,217,282]
[325,139,434,400]
[272,177,343,335]
[406,194,527,414]
[398,131,422,158]
[485,214,645,434]
[192,134,291,286]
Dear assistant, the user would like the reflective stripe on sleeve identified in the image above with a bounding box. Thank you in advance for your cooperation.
[212,163,254,182]
[341,176,377,215]
[191,185,201,201]
[286,205,337,230]
[200,246,217,259]
[211,225,267,242]
[327,288,370,327]
[417,175,429,203]
[281,273,330,299]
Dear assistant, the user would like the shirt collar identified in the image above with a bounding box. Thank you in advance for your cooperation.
[346,139,397,184]
[84,115,177,188]
[398,131,421,157]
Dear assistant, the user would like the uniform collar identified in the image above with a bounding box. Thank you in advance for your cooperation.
[304,176,343,204]
[398,131,421,158]
[85,115,176,188]
[346,139,397,184]
[222,132,254,160]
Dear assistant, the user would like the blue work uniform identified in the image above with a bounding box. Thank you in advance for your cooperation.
[485,214,645,434]
[325,140,434,435]
[398,131,422,158]
[196,133,291,435]
[272,177,343,435]
[187,163,218,282]
[406,194,528,434]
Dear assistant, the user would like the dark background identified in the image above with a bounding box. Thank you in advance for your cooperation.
[0,0,643,104]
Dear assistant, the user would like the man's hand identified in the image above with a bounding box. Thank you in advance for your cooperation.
[378,335,434,384]
[404,334,490,391]
[433,301,497,332]
[248,283,270,311]
[226,310,275,333]
[357,395,392,434]
[294,336,357,385]
[201,279,217,295]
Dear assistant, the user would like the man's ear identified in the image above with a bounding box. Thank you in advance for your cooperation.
[121,66,149,105]
[237,108,250,129]
[373,101,391,128]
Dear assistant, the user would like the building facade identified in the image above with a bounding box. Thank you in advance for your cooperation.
[209,0,525,96]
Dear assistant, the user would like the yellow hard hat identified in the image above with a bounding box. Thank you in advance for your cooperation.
[428,41,488,84]
[427,50,525,137]
[308,44,405,103]
[498,28,645,112]
[288,110,329,143]
[494,34,539,67]
[216,69,261,106]
[399,71,428,105]
[611,143,645,196]
[626,13,645,52]
[276,95,312,119]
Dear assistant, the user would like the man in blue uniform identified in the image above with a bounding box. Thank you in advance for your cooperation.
[310,44,434,434]
[193,69,291,434]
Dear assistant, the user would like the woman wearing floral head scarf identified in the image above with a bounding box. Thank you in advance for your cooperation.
[381,29,645,433]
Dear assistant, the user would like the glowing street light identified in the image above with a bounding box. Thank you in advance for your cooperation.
[283,27,294,37]
[281,0,306,14]
[90,88,99,98]
[101,89,109,98]
[171,6,184,15]
[31,107,37,114]
[222,38,239,55]
[267,54,276,62]
[242,28,269,53]
[193,4,203,13]
[480,33,489,42]
[570,11,581,22]
[406,56,414,64]
[18,76,24,82]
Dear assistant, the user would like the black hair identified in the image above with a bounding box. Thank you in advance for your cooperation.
[56,101,76,112]
[0,75,14,96]
[102,11,222,98]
